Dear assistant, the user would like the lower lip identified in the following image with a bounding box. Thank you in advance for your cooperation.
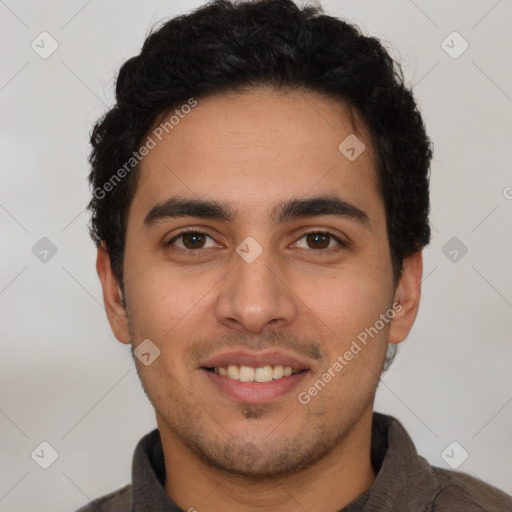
[201,369,309,404]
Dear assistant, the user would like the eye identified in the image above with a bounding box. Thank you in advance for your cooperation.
[166,230,218,251]
[293,231,346,251]
[166,229,347,254]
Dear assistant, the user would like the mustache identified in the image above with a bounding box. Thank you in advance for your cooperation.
[185,329,325,364]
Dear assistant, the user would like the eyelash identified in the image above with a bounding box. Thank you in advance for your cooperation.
[166,229,347,254]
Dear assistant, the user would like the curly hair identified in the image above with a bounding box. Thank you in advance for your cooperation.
[88,0,432,287]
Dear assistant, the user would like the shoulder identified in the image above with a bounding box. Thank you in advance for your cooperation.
[74,484,131,512]
[431,467,512,511]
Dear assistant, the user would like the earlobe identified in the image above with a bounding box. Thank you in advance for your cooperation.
[388,251,423,345]
[96,242,131,344]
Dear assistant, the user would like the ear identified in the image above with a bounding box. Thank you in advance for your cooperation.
[96,242,131,344]
[388,251,423,345]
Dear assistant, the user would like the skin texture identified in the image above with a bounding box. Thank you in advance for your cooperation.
[97,88,423,512]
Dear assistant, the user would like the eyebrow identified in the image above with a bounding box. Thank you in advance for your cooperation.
[143,195,370,229]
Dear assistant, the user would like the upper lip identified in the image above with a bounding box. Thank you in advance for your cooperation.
[199,350,311,371]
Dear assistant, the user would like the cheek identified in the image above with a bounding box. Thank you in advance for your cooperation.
[123,255,220,344]
[302,269,391,338]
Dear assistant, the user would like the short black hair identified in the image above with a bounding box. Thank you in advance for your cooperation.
[88,0,432,285]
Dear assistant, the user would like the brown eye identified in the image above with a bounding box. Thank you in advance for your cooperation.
[306,233,330,249]
[181,232,207,249]
[167,230,215,251]
[294,231,345,251]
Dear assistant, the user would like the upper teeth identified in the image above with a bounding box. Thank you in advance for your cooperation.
[213,364,296,382]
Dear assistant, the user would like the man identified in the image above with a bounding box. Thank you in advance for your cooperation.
[78,0,512,510]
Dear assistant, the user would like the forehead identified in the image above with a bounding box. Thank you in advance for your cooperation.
[129,88,383,225]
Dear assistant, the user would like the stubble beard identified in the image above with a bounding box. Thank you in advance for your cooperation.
[127,314,382,480]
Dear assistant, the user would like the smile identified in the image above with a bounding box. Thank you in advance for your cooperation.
[205,364,301,382]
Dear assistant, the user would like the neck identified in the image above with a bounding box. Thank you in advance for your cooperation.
[159,406,376,512]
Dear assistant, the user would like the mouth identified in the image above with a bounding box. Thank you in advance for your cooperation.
[199,351,311,404]
[204,364,302,382]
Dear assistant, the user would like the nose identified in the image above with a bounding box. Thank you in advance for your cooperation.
[214,243,298,334]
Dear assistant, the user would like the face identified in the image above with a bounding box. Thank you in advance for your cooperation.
[98,88,421,478]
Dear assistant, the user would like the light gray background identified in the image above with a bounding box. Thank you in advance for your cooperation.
[1,1,511,510]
